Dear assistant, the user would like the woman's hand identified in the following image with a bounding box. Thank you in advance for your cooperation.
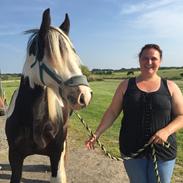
[85,134,97,150]
[149,128,170,145]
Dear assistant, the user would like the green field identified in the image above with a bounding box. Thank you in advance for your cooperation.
[70,79,183,181]
[1,69,183,181]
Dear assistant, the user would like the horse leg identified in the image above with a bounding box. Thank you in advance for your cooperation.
[50,141,67,183]
[9,149,24,183]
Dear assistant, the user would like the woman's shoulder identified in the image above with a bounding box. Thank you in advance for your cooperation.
[166,79,181,96]
[118,78,131,95]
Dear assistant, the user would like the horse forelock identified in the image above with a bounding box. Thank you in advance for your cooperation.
[23,27,82,85]
[46,27,82,80]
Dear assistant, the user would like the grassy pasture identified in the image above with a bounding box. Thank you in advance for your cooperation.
[70,79,183,179]
[90,67,183,81]
[1,68,183,181]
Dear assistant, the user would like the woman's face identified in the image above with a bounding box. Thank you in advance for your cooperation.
[139,48,161,77]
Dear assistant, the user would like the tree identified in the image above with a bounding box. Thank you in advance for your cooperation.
[81,65,91,78]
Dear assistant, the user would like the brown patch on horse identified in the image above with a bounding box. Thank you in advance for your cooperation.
[33,88,63,149]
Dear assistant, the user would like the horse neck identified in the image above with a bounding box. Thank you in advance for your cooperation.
[13,76,46,123]
[14,76,70,127]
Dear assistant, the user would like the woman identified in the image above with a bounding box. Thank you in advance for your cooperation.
[85,44,183,183]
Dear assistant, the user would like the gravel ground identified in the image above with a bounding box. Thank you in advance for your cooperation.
[0,116,129,183]
[0,116,7,151]
[1,115,182,183]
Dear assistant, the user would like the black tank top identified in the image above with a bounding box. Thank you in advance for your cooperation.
[119,77,176,160]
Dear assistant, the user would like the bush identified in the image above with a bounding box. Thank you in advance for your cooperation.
[88,75,104,82]
[81,65,91,78]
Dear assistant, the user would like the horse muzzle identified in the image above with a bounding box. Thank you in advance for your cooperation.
[67,86,92,110]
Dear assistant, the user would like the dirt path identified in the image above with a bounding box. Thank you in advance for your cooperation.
[0,116,129,183]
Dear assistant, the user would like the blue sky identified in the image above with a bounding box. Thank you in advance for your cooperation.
[0,0,183,73]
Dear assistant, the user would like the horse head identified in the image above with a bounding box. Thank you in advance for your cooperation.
[23,8,92,110]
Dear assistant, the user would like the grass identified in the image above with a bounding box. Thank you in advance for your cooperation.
[90,68,183,81]
[69,79,183,182]
[1,70,183,181]
[70,80,122,156]
[1,80,20,104]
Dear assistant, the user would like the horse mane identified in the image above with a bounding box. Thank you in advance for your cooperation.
[24,27,81,80]
[23,27,81,124]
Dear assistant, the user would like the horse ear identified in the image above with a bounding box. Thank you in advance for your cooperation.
[39,8,51,38]
[59,13,70,35]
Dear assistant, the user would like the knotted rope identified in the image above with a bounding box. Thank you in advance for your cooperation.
[74,112,170,183]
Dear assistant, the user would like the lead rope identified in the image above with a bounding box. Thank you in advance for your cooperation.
[74,112,170,183]
[151,143,161,183]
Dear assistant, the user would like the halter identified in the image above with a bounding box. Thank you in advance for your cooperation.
[31,60,89,88]
[30,28,89,88]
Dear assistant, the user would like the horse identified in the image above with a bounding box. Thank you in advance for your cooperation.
[5,8,92,183]
[127,70,134,76]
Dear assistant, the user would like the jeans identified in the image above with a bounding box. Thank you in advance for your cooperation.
[123,158,176,183]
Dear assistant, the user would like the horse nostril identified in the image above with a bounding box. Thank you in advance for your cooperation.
[90,91,93,98]
[79,93,85,106]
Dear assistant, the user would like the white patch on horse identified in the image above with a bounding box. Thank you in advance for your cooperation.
[47,27,81,80]
[47,87,64,123]
[23,27,82,90]
[7,89,19,118]
[23,52,51,88]
[50,141,67,183]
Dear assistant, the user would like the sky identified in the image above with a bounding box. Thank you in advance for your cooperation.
[0,0,183,73]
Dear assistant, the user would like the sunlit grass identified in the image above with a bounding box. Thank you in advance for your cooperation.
[69,79,183,181]
[2,70,183,181]
[2,80,20,104]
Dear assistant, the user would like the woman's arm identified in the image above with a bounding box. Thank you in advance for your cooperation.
[149,80,183,144]
[164,80,183,134]
[85,79,128,149]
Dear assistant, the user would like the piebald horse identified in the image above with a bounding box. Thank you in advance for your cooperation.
[6,8,92,183]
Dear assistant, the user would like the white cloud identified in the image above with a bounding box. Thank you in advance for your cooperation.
[135,8,183,37]
[120,0,178,15]
[120,0,183,37]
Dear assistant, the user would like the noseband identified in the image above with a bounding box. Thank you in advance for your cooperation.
[31,59,89,88]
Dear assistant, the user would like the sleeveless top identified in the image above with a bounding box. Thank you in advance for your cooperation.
[119,77,177,160]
